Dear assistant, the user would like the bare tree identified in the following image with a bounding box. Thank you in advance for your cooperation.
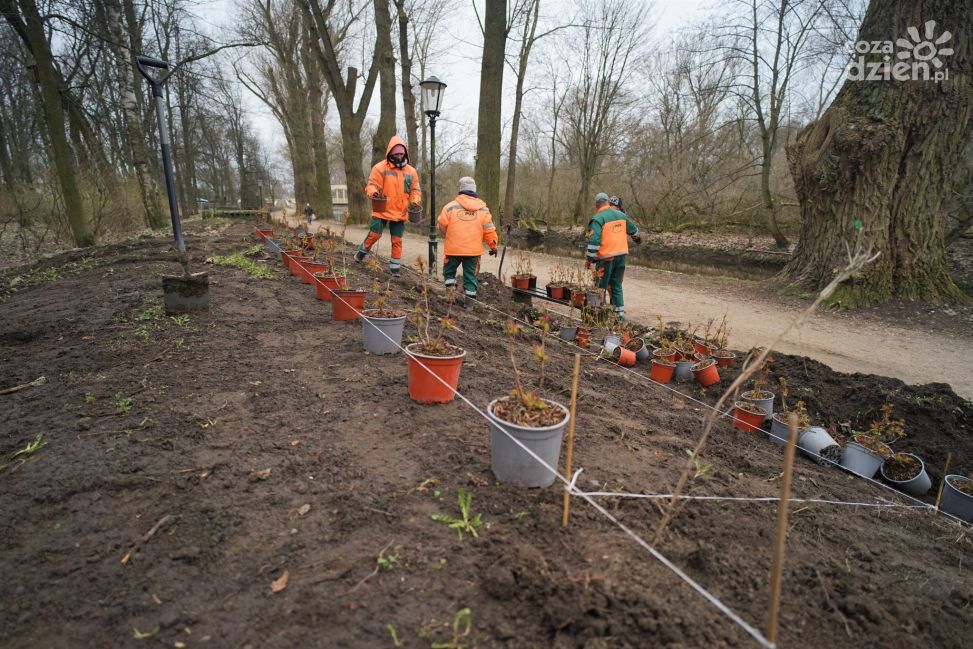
[474,0,507,216]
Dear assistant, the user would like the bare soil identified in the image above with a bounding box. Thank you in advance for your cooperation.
[1,220,972,649]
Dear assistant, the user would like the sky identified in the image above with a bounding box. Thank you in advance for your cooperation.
[195,0,711,172]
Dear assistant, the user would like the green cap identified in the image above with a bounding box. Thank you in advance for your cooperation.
[594,192,609,203]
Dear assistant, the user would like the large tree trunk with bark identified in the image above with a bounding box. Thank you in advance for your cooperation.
[393,0,419,160]
[371,0,397,164]
[5,0,93,247]
[782,0,973,305]
[475,0,506,215]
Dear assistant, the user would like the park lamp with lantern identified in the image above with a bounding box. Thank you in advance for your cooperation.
[420,75,446,274]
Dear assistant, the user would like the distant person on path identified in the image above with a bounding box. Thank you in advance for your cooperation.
[585,192,641,321]
[437,177,498,307]
[304,203,315,226]
[355,135,422,276]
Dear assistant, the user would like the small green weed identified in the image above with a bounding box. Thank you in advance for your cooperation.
[208,252,275,279]
[432,489,483,540]
[377,553,398,571]
[84,392,96,403]
[8,433,46,465]
[134,325,151,341]
[116,390,134,414]
[426,608,473,649]
[132,626,160,640]
[685,449,714,479]
[170,314,190,326]
[386,623,403,647]
[136,305,163,321]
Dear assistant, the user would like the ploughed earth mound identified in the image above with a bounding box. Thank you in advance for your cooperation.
[1,221,970,649]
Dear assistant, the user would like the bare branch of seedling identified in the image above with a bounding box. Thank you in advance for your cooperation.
[431,489,483,540]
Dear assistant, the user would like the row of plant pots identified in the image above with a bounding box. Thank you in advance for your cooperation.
[721,383,973,522]
[262,226,568,491]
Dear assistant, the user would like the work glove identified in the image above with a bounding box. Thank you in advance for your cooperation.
[488,248,498,257]
[632,233,642,244]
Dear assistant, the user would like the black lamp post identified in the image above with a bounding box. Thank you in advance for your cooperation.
[420,75,446,275]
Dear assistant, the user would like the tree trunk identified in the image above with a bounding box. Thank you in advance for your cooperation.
[474,0,506,213]
[0,110,14,190]
[341,123,369,222]
[502,0,539,226]
[782,0,972,305]
[371,0,397,163]
[393,0,419,161]
[5,0,92,246]
[760,137,788,248]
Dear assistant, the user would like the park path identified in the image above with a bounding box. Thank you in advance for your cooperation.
[287,214,973,399]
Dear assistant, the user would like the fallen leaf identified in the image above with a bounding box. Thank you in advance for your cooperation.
[174,642,186,648]
[151,593,162,605]
[82,336,94,341]
[199,470,210,480]
[271,570,289,593]
[322,409,333,415]
[254,468,271,480]
[297,504,311,516]
[290,440,300,447]
[120,549,133,565]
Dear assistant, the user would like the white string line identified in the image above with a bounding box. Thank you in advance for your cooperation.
[575,491,929,509]
[280,229,972,531]
[292,254,776,649]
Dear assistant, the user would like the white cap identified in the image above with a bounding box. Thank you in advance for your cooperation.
[458,177,476,193]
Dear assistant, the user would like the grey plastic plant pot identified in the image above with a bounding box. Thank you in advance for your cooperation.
[797,427,837,465]
[559,326,577,342]
[603,334,622,349]
[673,360,694,382]
[940,475,973,522]
[487,397,569,488]
[742,390,775,422]
[840,441,885,478]
[879,453,932,496]
[769,414,808,447]
[632,340,651,361]
[361,311,406,355]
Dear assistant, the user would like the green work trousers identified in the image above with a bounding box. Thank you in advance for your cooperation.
[443,255,480,296]
[596,255,626,316]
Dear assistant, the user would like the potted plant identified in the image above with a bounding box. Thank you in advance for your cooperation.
[691,358,720,387]
[867,403,907,444]
[487,317,569,488]
[732,401,766,432]
[880,452,932,496]
[545,264,569,300]
[361,279,406,354]
[650,358,676,384]
[624,336,650,362]
[768,379,811,445]
[741,378,774,423]
[584,265,606,308]
[406,257,464,403]
[940,474,973,522]
[510,252,536,290]
[314,237,348,302]
[840,430,892,478]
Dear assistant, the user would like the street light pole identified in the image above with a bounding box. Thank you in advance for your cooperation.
[428,112,438,274]
[420,75,446,276]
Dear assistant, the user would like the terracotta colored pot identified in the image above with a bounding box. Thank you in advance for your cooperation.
[280,249,302,267]
[692,359,720,387]
[712,351,736,367]
[511,275,532,290]
[299,261,328,284]
[254,226,273,240]
[569,290,586,307]
[692,339,710,355]
[331,289,365,321]
[575,329,591,349]
[314,275,347,301]
[732,402,766,432]
[650,360,675,383]
[287,253,310,276]
[545,284,567,300]
[611,346,637,367]
[406,343,466,404]
[652,348,677,363]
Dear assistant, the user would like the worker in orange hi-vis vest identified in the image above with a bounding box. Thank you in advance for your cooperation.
[585,192,641,321]
[437,177,498,308]
[354,135,422,276]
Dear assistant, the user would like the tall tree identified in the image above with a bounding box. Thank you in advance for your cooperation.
[2,0,93,246]
[783,0,973,304]
[371,0,397,162]
[474,0,507,218]
[392,0,419,158]
[300,0,380,221]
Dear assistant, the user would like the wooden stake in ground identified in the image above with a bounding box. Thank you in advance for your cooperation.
[767,413,799,645]
[934,451,952,512]
[562,354,582,528]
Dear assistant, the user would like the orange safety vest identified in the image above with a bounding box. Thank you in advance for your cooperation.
[437,194,498,256]
[364,135,422,222]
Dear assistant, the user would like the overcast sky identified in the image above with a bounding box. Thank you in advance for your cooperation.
[196,0,710,169]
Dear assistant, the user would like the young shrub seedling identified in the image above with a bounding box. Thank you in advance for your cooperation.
[115,390,134,414]
[410,256,458,354]
[431,489,483,540]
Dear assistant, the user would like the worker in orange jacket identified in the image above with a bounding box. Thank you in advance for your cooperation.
[437,177,498,306]
[354,135,422,276]
[586,192,640,320]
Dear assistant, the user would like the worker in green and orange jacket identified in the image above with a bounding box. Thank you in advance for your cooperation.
[585,192,641,320]
[355,135,422,276]
[437,177,498,306]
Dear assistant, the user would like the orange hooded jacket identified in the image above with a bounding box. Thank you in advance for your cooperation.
[437,194,498,256]
[364,135,422,222]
